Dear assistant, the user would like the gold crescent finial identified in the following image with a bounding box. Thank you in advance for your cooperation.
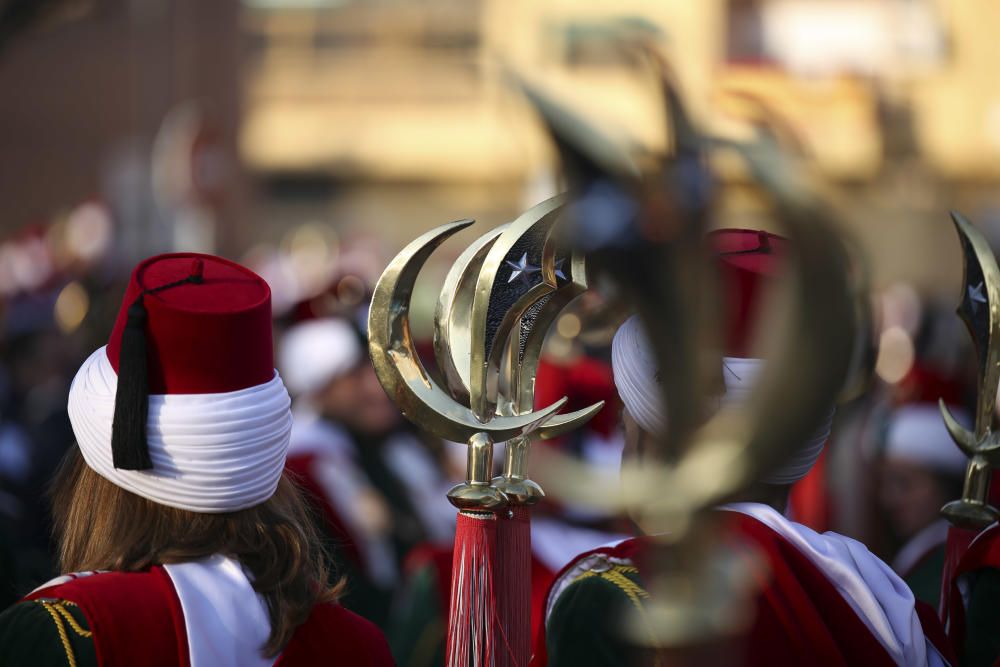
[368,219,567,445]
[939,211,1000,529]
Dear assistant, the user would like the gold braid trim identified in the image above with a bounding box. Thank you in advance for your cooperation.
[52,602,92,638]
[600,569,649,607]
[572,564,647,609]
[572,563,662,667]
[35,601,77,667]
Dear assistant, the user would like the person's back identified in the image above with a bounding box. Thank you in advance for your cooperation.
[534,230,952,667]
[539,502,949,666]
[0,482,390,666]
[0,253,393,666]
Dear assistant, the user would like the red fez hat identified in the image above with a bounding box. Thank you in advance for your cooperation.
[105,253,274,470]
[708,228,787,358]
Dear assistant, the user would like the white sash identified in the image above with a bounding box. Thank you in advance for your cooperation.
[724,502,948,667]
[163,556,275,667]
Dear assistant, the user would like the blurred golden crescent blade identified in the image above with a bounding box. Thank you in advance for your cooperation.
[653,178,856,529]
[836,236,877,404]
[519,49,857,646]
[950,211,1000,439]
[469,195,567,420]
[368,219,567,443]
[433,224,508,403]
[706,130,861,426]
[939,399,978,457]
[515,77,639,183]
[642,43,700,160]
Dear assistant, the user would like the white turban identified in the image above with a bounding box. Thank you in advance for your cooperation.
[885,404,969,476]
[279,318,362,397]
[68,347,292,513]
[611,315,833,485]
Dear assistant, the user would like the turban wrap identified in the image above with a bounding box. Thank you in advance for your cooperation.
[69,347,292,512]
[885,404,969,475]
[611,315,833,485]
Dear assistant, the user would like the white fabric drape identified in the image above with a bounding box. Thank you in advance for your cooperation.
[724,502,949,667]
[68,347,292,513]
[164,556,275,667]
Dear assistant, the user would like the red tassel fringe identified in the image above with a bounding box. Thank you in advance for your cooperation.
[447,511,498,666]
[496,507,531,667]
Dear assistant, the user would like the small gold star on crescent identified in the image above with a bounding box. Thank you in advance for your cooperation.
[968,282,988,313]
[554,259,567,281]
[506,253,540,285]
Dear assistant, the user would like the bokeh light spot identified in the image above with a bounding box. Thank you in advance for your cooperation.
[54,281,90,334]
[875,325,914,384]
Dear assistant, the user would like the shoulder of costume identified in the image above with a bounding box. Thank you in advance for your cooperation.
[544,536,650,623]
[23,567,182,639]
[26,570,111,597]
[23,565,196,667]
[0,597,97,667]
[26,568,165,600]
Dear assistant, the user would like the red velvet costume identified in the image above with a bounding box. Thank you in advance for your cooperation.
[532,511,955,667]
[25,569,392,666]
[0,253,394,666]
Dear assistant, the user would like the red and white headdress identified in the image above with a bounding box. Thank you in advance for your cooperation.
[67,253,292,513]
[612,229,834,485]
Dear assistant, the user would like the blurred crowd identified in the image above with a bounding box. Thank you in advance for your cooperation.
[0,190,990,663]
[2,1,1000,664]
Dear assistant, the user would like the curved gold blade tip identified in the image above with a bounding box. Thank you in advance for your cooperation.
[521,396,569,435]
[939,398,977,457]
[538,401,605,440]
[369,220,571,443]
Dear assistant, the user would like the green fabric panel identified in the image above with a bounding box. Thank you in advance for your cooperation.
[903,546,945,610]
[386,564,445,667]
[546,570,650,667]
[0,599,97,667]
[963,568,1000,667]
[333,551,393,629]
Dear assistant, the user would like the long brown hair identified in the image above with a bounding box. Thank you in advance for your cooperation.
[50,447,343,657]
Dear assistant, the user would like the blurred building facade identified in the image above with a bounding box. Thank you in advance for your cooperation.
[240,0,1000,294]
[0,0,246,259]
[1,0,1000,294]
[241,0,1000,182]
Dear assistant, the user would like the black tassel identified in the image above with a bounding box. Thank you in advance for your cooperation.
[110,260,205,471]
[112,295,154,470]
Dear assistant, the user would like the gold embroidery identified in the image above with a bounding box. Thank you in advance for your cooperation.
[570,563,662,667]
[570,563,644,605]
[601,568,649,608]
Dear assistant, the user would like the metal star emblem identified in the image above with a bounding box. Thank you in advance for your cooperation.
[506,253,540,285]
[968,281,988,314]
[554,259,567,281]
